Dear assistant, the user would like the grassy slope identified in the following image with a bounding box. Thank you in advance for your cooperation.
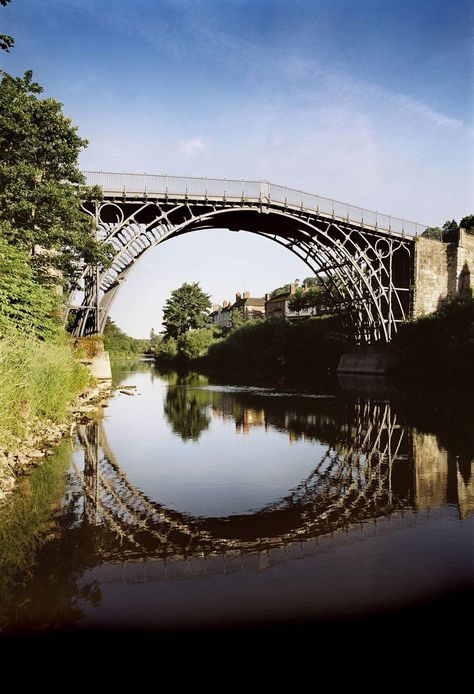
[0,333,91,449]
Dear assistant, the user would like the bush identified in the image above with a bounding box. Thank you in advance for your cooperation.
[203,317,344,377]
[154,337,178,361]
[391,294,474,387]
[177,327,219,359]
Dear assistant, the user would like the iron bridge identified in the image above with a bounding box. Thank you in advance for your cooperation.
[69,172,428,342]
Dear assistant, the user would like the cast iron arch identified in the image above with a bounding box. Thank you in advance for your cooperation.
[69,173,419,343]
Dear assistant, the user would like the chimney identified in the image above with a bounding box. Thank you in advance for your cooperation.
[289,283,296,294]
[236,292,241,301]
[243,291,250,299]
[265,293,270,301]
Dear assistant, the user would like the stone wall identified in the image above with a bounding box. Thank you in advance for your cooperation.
[413,432,448,509]
[412,237,449,316]
[412,229,474,317]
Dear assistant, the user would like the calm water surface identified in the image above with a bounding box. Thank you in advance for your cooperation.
[1,360,473,633]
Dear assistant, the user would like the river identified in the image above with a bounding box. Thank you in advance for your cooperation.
[1,360,473,634]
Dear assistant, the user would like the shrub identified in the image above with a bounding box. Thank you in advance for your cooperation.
[177,327,219,359]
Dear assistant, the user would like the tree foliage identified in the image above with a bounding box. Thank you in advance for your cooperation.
[177,327,219,359]
[230,308,245,330]
[460,215,474,234]
[0,70,111,289]
[0,232,61,339]
[103,318,150,355]
[288,285,335,313]
[421,216,474,240]
[162,282,211,339]
[0,0,13,52]
[149,328,162,348]
[391,293,474,388]
[205,317,345,377]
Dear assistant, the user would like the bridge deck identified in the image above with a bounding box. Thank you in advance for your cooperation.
[83,171,427,238]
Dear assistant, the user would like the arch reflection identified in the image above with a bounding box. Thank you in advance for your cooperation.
[75,388,474,563]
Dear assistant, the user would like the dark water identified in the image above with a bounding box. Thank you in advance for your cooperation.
[1,361,474,634]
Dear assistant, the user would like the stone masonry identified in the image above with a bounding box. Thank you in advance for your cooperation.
[412,229,474,317]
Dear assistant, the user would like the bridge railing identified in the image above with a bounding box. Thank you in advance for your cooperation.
[83,171,427,236]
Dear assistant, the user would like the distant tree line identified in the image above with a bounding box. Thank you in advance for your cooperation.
[422,215,474,242]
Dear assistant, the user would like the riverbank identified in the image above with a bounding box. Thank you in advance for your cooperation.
[155,317,347,381]
[0,333,115,503]
[154,295,474,389]
[389,294,474,388]
[0,380,113,503]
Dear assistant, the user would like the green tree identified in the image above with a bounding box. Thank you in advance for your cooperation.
[177,327,218,359]
[149,327,162,349]
[103,318,148,355]
[0,233,61,338]
[288,285,334,313]
[0,70,110,289]
[0,0,14,53]
[421,227,443,240]
[460,215,474,234]
[162,282,211,339]
[442,219,459,239]
[230,308,244,330]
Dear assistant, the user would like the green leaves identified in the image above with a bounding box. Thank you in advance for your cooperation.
[0,232,62,339]
[0,70,110,291]
[1,0,13,52]
[103,318,149,355]
[162,282,211,339]
[288,285,334,313]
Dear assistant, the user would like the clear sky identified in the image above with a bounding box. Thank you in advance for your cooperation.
[2,0,473,336]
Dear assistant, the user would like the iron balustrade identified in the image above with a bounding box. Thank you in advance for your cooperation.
[82,171,428,237]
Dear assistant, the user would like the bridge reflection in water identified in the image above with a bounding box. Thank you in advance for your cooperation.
[75,388,474,574]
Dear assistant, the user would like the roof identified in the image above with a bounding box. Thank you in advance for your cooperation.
[233,297,265,308]
[266,292,292,303]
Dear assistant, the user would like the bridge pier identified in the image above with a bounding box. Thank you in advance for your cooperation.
[412,228,474,316]
[75,338,112,380]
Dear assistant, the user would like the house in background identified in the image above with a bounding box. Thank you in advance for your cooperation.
[209,300,233,329]
[209,292,265,328]
[265,281,321,320]
[232,292,265,321]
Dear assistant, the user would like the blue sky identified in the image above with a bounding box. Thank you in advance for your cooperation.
[2,0,473,336]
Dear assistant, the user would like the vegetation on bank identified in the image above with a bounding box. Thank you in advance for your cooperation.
[153,280,345,375]
[103,318,152,356]
[0,333,90,449]
[0,52,106,454]
[422,215,474,241]
[390,293,474,387]
[201,317,344,377]
[155,316,345,378]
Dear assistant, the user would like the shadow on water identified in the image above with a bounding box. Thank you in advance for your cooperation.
[1,361,474,635]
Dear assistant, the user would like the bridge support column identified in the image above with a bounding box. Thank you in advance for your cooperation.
[71,266,100,337]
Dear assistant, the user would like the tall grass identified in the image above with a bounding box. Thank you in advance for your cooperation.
[0,332,91,448]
